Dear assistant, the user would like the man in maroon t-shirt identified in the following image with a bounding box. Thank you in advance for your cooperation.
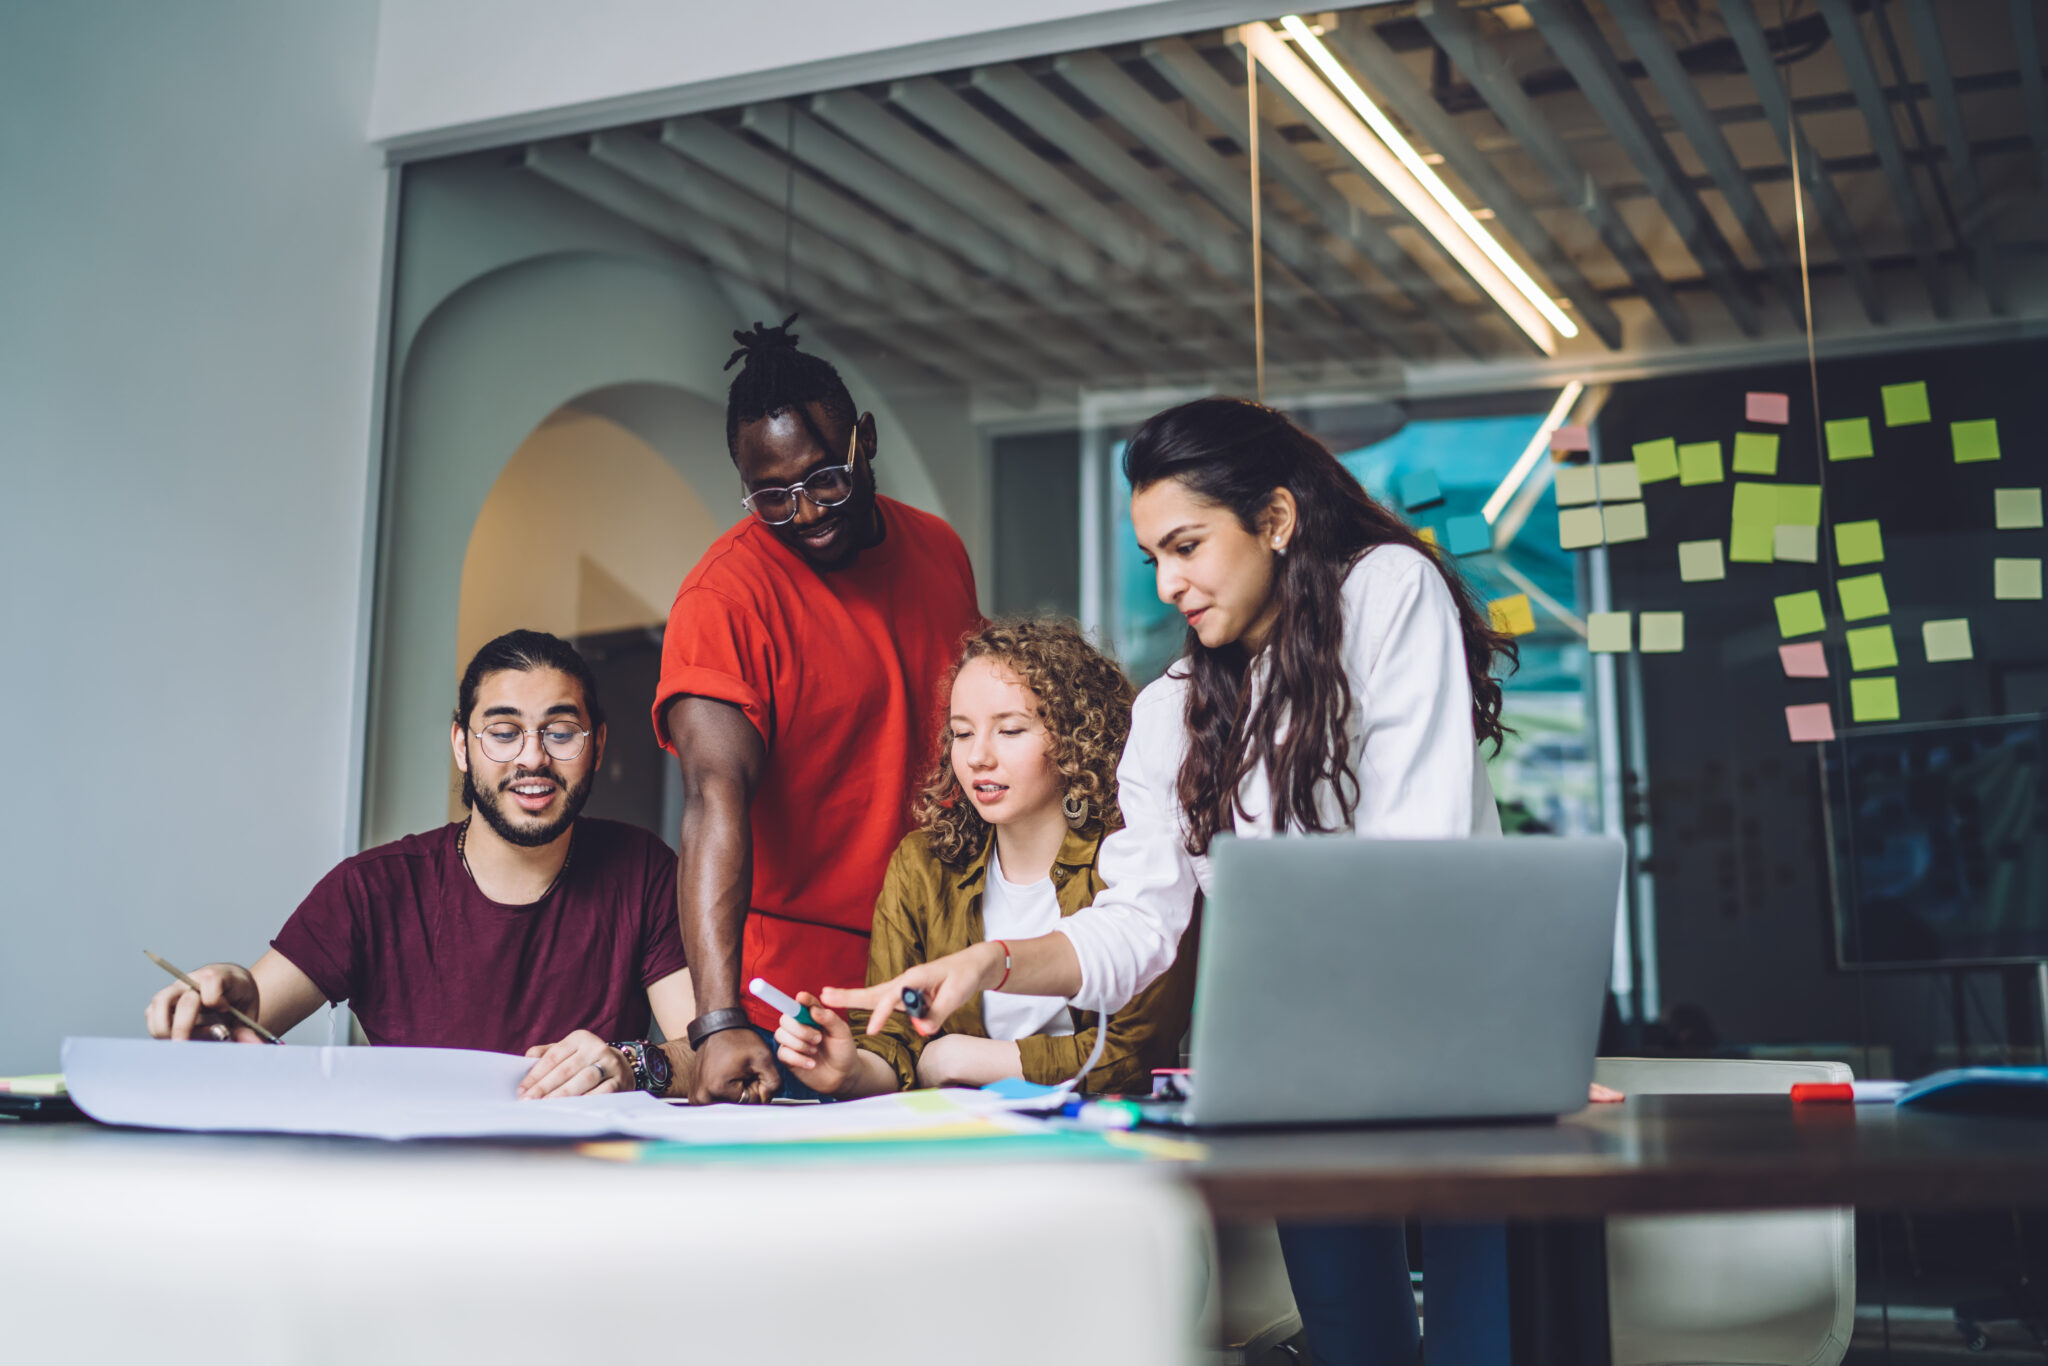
[145,631,694,1100]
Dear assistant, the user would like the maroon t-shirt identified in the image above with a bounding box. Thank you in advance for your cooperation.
[271,819,686,1053]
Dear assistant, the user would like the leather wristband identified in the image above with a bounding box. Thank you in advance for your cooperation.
[685,1007,753,1051]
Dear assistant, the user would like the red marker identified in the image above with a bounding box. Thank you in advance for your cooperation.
[1790,1081,1906,1104]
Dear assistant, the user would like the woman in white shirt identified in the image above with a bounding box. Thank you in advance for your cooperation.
[828,396,1520,1363]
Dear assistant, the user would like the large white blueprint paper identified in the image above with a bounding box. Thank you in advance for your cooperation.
[61,1037,1034,1143]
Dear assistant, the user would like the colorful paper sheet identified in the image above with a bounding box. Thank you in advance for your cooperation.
[1773,524,1818,562]
[1678,441,1724,486]
[1775,590,1826,638]
[1996,558,2044,600]
[1785,702,1836,743]
[1551,425,1591,452]
[1633,438,1680,484]
[1923,618,1974,663]
[1995,488,2043,530]
[1881,381,1931,427]
[1826,417,1874,461]
[1851,676,1901,723]
[1603,502,1648,544]
[1398,468,1444,510]
[1597,463,1642,501]
[1732,431,1780,476]
[1559,506,1605,550]
[1747,392,1790,424]
[1639,611,1684,653]
[1730,482,1779,563]
[1587,612,1632,653]
[1838,572,1890,621]
[1678,538,1725,582]
[1834,519,1884,566]
[1489,594,1537,636]
[1845,624,1898,671]
[1953,419,2001,464]
[1443,513,1491,557]
[1780,641,1830,678]
[1554,464,1598,506]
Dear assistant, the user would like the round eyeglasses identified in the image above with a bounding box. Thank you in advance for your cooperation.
[473,722,591,763]
[739,426,861,526]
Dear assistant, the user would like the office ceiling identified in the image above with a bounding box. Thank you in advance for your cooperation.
[522,0,2048,398]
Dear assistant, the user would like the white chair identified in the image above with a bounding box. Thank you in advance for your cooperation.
[1595,1057,1856,1366]
[1200,1219,1304,1364]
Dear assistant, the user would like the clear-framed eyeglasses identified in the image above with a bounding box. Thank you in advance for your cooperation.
[740,426,860,526]
[473,721,591,763]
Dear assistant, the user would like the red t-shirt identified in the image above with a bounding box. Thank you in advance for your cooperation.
[271,819,687,1052]
[653,495,980,1028]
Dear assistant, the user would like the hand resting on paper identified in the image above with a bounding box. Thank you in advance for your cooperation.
[773,992,897,1100]
[519,1030,629,1100]
[144,962,266,1043]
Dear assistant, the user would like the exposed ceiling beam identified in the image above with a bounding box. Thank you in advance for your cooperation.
[1815,0,1949,316]
[1522,0,1761,337]
[1314,19,1623,350]
[1416,0,1692,343]
[1903,0,2006,314]
[1141,35,1492,357]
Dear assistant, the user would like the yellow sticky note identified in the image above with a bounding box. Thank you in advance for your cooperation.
[1834,519,1884,566]
[1678,539,1725,582]
[1490,594,1537,635]
[1845,624,1897,671]
[1775,590,1826,638]
[1554,465,1598,506]
[1598,463,1642,501]
[1996,558,2043,600]
[1838,572,1890,621]
[1639,611,1684,653]
[1826,417,1874,461]
[1881,381,1931,427]
[1633,438,1679,484]
[1587,612,1631,653]
[1923,618,1974,663]
[1777,484,1822,527]
[1851,675,1900,723]
[1417,527,1436,548]
[1603,501,1648,544]
[1995,488,2043,530]
[1953,419,2001,463]
[1732,431,1780,475]
[1678,441,1724,485]
[1773,524,1818,562]
[1559,506,1604,550]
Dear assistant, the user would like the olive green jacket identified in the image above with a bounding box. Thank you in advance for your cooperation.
[855,823,1200,1095]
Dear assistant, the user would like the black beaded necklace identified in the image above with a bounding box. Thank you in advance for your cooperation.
[456,818,574,903]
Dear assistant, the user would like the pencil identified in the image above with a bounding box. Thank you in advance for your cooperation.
[144,950,282,1044]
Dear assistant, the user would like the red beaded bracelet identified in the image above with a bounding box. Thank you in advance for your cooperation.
[993,939,1013,992]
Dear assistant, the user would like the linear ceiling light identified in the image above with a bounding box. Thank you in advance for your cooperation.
[1483,381,1584,524]
[1243,18,1575,353]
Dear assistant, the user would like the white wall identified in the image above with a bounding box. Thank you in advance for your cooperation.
[0,2,387,1072]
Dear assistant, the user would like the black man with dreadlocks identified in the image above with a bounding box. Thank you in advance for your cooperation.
[652,317,981,1104]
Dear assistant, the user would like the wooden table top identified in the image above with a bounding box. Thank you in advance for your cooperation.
[1188,1094,2048,1221]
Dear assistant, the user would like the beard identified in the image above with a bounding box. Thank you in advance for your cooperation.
[464,763,595,848]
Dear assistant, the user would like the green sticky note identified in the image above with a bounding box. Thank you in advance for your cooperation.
[1554,465,1598,506]
[1678,441,1724,485]
[1775,590,1826,638]
[1996,558,2043,600]
[1773,524,1818,562]
[1603,501,1648,544]
[1834,519,1884,566]
[1995,488,2042,530]
[1559,505,1604,550]
[1850,675,1900,723]
[1639,611,1684,653]
[1730,481,1779,563]
[1776,484,1822,527]
[1882,381,1931,427]
[1587,611,1632,653]
[1633,438,1679,484]
[1845,624,1897,671]
[1923,618,1974,663]
[1598,463,1641,501]
[1838,571,1890,621]
[1678,539,1725,582]
[1732,431,1780,475]
[1826,417,1874,461]
[1953,419,2001,463]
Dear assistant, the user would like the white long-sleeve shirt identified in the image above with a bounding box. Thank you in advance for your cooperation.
[1057,545,1503,1015]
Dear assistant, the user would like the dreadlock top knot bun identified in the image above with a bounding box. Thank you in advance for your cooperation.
[724,312,803,372]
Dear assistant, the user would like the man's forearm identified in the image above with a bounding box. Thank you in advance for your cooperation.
[676,793,752,1014]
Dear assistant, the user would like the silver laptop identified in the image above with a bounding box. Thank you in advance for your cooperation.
[1159,834,1625,1128]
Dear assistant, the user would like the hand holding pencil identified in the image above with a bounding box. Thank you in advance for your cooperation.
[143,953,279,1044]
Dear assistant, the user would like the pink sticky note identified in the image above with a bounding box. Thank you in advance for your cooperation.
[1550,425,1590,452]
[1747,392,1790,424]
[1786,702,1836,743]
[1779,641,1829,678]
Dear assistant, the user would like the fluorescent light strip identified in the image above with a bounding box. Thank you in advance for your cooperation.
[1483,381,1583,524]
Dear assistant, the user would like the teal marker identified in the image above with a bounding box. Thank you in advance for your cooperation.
[748,977,815,1028]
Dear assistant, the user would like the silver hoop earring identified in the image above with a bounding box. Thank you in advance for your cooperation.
[1062,791,1089,829]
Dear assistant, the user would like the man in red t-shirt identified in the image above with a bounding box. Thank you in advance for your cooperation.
[145,630,694,1100]
[655,317,980,1104]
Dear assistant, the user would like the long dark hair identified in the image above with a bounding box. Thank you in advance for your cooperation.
[1122,397,1515,855]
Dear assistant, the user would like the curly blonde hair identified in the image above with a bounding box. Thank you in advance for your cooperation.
[914,618,1136,866]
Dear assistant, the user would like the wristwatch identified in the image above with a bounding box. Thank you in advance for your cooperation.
[612,1039,674,1096]
[685,1007,753,1051]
